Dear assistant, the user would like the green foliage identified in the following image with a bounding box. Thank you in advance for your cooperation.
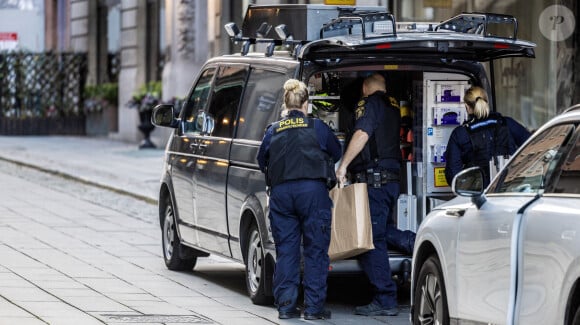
[127,80,162,112]
[83,82,118,114]
[84,82,118,103]
[132,81,162,101]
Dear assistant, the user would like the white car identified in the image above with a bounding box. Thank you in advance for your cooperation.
[411,104,580,325]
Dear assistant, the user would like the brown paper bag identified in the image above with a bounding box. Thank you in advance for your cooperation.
[328,183,374,261]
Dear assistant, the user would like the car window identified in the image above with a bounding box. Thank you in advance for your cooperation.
[181,68,216,135]
[235,68,287,141]
[206,65,249,138]
[550,127,580,194]
[488,124,575,194]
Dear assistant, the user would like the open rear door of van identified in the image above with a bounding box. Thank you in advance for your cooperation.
[298,12,536,67]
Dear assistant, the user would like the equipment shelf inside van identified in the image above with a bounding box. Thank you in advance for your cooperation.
[151,4,535,305]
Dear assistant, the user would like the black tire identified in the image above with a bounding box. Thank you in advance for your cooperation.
[245,223,274,305]
[413,255,450,325]
[572,306,580,325]
[161,202,197,271]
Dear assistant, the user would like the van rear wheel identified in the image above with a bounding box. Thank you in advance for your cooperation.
[245,223,274,305]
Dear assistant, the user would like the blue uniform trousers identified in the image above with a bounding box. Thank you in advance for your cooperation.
[269,180,332,314]
[358,182,399,308]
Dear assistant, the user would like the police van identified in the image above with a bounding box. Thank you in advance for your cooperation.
[151,4,535,305]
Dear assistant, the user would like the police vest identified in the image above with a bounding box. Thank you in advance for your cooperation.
[464,113,511,184]
[267,117,335,187]
[350,93,401,171]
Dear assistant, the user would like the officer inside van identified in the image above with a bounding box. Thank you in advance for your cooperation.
[257,79,342,320]
[335,72,402,317]
[444,85,530,186]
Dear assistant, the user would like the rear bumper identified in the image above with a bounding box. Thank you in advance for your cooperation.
[329,252,412,277]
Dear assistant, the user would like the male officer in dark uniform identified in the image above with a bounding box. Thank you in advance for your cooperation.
[257,79,342,320]
[335,73,401,316]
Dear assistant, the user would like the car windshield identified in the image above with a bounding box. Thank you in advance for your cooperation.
[488,124,576,194]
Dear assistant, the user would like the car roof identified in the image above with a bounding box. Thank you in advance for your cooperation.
[204,54,299,71]
[530,104,580,137]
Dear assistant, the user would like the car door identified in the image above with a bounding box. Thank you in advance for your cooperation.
[454,188,530,323]
[170,67,216,247]
[454,124,574,323]
[515,123,579,324]
[193,64,249,257]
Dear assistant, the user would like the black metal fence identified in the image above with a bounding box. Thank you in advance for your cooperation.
[0,51,87,135]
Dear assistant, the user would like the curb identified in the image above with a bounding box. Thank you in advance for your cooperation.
[0,156,158,205]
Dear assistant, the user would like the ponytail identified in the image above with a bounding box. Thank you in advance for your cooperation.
[464,86,489,119]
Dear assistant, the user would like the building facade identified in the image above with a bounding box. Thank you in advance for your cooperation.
[41,0,578,143]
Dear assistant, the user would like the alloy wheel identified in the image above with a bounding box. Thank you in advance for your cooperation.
[417,273,443,325]
[163,205,175,262]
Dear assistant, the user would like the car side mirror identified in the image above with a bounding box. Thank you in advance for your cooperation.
[152,104,178,128]
[452,167,487,208]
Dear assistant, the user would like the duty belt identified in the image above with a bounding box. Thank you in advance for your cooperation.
[352,169,400,188]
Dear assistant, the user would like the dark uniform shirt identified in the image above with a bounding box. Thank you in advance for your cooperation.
[444,113,531,185]
[257,110,342,181]
[349,91,401,172]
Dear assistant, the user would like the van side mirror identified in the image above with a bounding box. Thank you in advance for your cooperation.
[152,104,178,128]
[452,167,487,208]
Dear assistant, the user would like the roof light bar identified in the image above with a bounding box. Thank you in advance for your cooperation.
[256,22,272,38]
[224,22,242,39]
[275,24,292,41]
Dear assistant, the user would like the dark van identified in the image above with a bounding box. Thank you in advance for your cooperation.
[152,4,535,304]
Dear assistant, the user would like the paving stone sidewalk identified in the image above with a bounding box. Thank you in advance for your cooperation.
[0,136,164,203]
[0,136,411,325]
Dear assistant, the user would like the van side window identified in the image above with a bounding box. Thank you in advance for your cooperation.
[181,68,216,135]
[205,65,249,138]
[235,68,287,141]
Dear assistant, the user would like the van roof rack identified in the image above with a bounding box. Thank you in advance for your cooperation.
[225,6,523,57]
[435,13,519,39]
[225,4,389,57]
[319,11,396,40]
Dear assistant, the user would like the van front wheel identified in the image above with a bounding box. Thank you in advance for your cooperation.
[162,202,197,271]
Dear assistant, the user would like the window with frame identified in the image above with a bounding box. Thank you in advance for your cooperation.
[549,127,580,194]
[235,68,287,141]
[231,68,288,141]
[181,68,216,135]
[488,124,575,194]
[205,65,249,138]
